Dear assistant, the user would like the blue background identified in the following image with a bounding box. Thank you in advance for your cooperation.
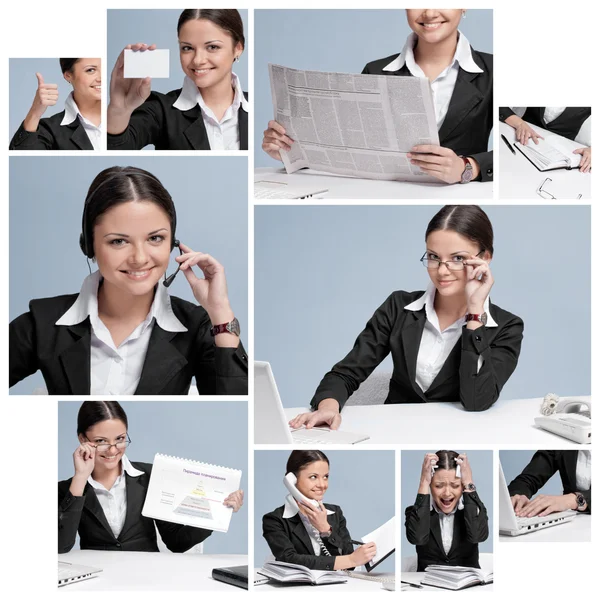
[254,450,395,570]
[9,156,248,395]
[255,205,591,407]
[58,401,248,554]
[500,450,564,496]
[401,450,493,556]
[254,9,493,167]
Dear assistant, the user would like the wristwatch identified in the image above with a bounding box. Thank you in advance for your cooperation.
[463,483,476,492]
[573,492,586,510]
[459,157,474,184]
[466,312,488,326]
[210,317,241,337]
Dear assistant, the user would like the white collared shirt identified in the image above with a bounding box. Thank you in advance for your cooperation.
[383,31,483,129]
[404,284,498,393]
[576,450,591,491]
[431,494,464,555]
[543,107,567,124]
[55,271,187,395]
[172,72,248,150]
[282,494,335,556]
[61,92,102,150]
[87,455,144,538]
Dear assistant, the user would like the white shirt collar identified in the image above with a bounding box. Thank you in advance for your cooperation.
[60,91,100,129]
[87,455,144,490]
[172,72,248,114]
[282,494,335,519]
[382,31,483,75]
[55,270,188,333]
[404,282,498,328]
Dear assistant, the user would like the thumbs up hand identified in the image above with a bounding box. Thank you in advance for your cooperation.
[33,72,59,113]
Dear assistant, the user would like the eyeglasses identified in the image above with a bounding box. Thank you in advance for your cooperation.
[537,177,582,200]
[420,251,484,271]
[85,434,132,452]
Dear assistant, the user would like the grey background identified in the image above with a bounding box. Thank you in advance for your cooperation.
[255,205,591,408]
[58,401,248,554]
[254,450,395,570]
[254,9,493,167]
[9,156,248,395]
[401,450,493,556]
[500,450,564,496]
[107,9,248,97]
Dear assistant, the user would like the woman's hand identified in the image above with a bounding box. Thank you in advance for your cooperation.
[289,399,341,431]
[518,493,577,518]
[573,147,591,173]
[511,494,531,517]
[73,443,96,480]
[456,453,474,489]
[23,73,59,132]
[505,115,544,145]
[298,500,331,534]
[463,255,494,314]
[351,542,377,567]
[262,120,294,161]
[418,453,439,493]
[407,145,479,184]
[223,490,244,512]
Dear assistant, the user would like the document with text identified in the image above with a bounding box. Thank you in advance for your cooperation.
[142,453,242,533]
[269,64,440,182]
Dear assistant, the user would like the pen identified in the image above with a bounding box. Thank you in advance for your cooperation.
[501,134,516,155]
[351,540,363,545]
[401,580,424,588]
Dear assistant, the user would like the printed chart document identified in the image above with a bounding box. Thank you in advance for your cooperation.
[269,64,440,182]
[142,453,242,533]
[360,516,396,571]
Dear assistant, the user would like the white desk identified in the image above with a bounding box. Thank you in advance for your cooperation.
[255,167,492,200]
[499,122,591,200]
[283,396,590,445]
[58,550,248,591]
[256,572,395,593]
[500,513,591,543]
[401,572,494,592]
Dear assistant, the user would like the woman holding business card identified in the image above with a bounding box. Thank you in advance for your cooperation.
[107,9,248,150]
[58,401,244,553]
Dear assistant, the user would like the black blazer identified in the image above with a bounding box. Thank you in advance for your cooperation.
[507,451,591,513]
[107,89,249,150]
[310,290,523,412]
[58,461,212,553]
[405,492,488,572]
[9,111,94,150]
[363,49,494,182]
[499,107,591,142]
[10,293,248,395]
[262,503,354,571]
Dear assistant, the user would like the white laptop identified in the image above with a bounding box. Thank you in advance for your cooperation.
[498,462,575,537]
[254,361,369,445]
[58,561,102,587]
[254,179,328,199]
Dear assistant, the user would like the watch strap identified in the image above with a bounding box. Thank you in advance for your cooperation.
[210,317,240,337]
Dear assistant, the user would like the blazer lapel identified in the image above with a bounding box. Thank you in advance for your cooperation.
[59,322,91,394]
[429,511,446,555]
[181,107,210,149]
[238,107,248,150]
[401,310,427,399]
[290,516,316,554]
[119,472,147,540]
[83,483,114,537]
[69,123,94,150]
[135,326,187,394]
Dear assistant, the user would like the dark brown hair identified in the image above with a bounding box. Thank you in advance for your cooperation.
[177,9,245,49]
[435,450,460,471]
[59,58,80,74]
[77,401,128,436]
[286,450,329,476]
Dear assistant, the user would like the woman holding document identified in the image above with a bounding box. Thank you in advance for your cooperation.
[262,8,493,183]
[58,401,244,553]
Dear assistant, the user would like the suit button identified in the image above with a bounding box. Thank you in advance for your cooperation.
[487,168,493,175]
[116,542,121,548]
[475,335,481,342]
[445,558,450,563]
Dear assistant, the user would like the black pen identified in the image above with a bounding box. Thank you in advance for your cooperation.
[401,580,424,588]
[351,540,363,545]
[501,134,516,155]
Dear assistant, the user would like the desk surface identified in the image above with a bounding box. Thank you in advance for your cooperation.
[401,572,494,592]
[283,396,590,445]
[59,551,248,591]
[255,167,492,200]
[499,122,591,200]
[256,572,395,593]
[500,513,591,543]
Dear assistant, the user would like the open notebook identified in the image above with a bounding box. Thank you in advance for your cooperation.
[259,561,347,585]
[422,565,493,590]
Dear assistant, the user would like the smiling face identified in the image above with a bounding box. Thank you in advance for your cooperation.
[431,468,462,513]
[295,460,330,502]
[405,9,463,44]
[93,201,172,297]
[64,58,101,103]
[79,419,128,472]
[178,19,242,90]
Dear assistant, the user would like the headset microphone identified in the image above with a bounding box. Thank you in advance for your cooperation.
[163,240,183,287]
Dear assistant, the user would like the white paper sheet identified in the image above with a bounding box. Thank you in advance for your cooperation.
[124,49,170,78]
[361,515,396,568]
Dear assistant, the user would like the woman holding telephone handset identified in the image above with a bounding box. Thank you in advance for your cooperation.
[262,450,377,570]
[291,205,523,430]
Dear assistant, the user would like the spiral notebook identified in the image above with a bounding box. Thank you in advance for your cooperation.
[142,453,242,533]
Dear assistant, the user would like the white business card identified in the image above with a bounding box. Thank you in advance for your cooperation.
[124,49,170,78]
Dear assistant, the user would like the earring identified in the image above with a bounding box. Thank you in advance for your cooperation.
[462,11,466,19]
[234,56,239,62]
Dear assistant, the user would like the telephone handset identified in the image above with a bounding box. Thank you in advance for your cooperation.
[540,394,591,419]
[535,394,591,444]
[283,472,321,510]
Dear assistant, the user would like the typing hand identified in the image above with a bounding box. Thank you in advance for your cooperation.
[289,399,341,430]
[511,494,530,516]
[262,120,294,161]
[518,493,577,518]
[573,147,591,173]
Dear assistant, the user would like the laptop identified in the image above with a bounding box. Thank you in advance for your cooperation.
[58,561,102,587]
[254,361,369,444]
[254,179,329,199]
[498,462,575,536]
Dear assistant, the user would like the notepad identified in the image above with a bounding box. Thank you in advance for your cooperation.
[421,565,493,590]
[124,49,170,78]
[360,516,396,571]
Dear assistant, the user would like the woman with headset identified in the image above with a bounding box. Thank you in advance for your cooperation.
[263,8,493,183]
[9,166,247,395]
[107,9,248,150]
[405,451,488,570]
[10,58,101,150]
[59,401,244,553]
[290,205,523,431]
[262,450,377,570]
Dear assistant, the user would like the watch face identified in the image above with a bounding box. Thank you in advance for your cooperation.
[480,312,488,326]
[226,317,241,336]
[466,483,476,491]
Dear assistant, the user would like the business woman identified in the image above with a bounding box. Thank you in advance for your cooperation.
[9,58,101,150]
[9,166,248,395]
[499,107,591,173]
[508,450,591,516]
[107,9,248,150]
[405,451,488,571]
[59,401,244,553]
[262,450,377,571]
[290,205,523,431]
[263,8,493,183]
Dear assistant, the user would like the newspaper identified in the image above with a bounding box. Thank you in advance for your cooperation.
[268,64,440,182]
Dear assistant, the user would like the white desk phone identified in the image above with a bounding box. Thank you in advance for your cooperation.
[284,473,321,510]
[534,394,591,444]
